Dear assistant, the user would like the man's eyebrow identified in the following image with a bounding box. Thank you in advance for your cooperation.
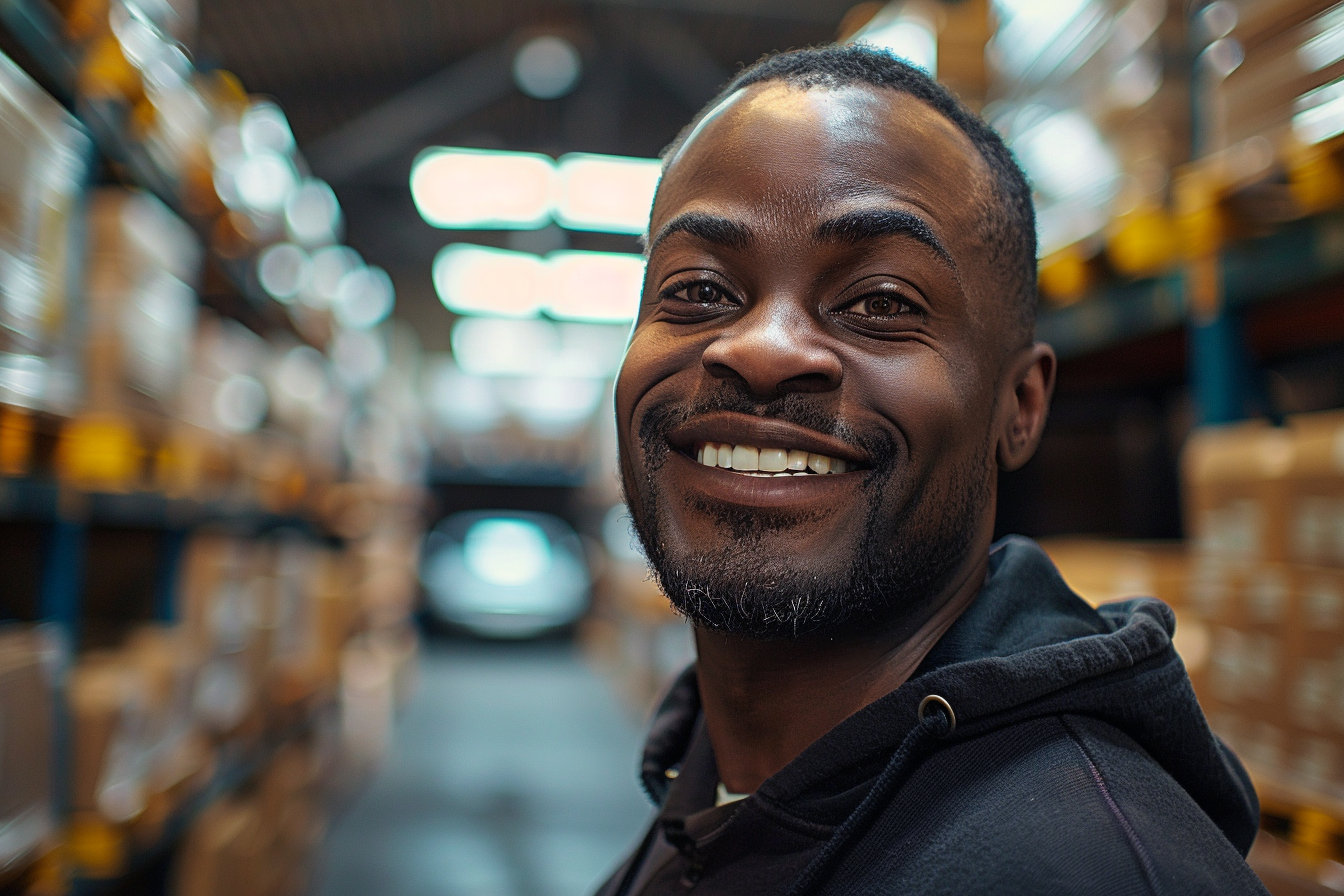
[646,212,754,256]
[814,208,955,269]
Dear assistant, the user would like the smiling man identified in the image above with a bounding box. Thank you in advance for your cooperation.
[601,46,1266,896]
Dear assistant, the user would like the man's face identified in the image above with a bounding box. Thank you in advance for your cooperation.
[616,82,1011,638]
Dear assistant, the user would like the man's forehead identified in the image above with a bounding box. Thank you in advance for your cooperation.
[665,84,888,168]
[654,81,990,230]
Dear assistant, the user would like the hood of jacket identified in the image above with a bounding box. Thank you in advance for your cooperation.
[637,536,1260,874]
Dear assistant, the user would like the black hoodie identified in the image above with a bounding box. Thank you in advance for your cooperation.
[595,537,1269,896]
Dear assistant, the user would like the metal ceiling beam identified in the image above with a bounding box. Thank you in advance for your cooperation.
[305,40,516,183]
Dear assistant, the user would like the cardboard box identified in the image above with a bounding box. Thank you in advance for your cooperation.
[1232,0,1339,51]
[177,534,253,658]
[0,52,89,417]
[0,626,56,876]
[1216,4,1344,152]
[1278,566,1344,791]
[172,797,265,896]
[67,654,149,822]
[1038,538,1189,609]
[1183,420,1293,563]
[1183,411,1344,567]
[1184,559,1344,795]
[1187,558,1295,741]
[1286,413,1344,567]
[84,189,200,418]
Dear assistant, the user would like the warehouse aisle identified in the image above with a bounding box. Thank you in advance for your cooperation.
[311,638,655,896]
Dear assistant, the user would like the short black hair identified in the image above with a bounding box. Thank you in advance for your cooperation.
[657,45,1038,339]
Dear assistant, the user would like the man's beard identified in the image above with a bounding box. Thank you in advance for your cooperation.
[622,386,991,640]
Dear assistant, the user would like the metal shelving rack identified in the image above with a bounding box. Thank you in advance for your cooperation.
[1039,210,1344,361]
[0,0,325,339]
[1022,4,1344,429]
[0,474,337,893]
[0,2,354,892]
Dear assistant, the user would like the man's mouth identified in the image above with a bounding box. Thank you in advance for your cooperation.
[692,441,853,477]
[659,411,870,485]
[651,412,872,508]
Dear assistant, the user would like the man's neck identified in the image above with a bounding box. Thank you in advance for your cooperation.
[694,553,989,795]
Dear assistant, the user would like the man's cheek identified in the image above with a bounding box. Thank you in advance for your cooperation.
[615,339,669,432]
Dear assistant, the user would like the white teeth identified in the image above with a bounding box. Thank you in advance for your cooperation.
[692,442,853,476]
[759,448,788,472]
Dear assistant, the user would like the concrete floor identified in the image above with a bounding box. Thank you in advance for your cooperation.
[311,637,654,896]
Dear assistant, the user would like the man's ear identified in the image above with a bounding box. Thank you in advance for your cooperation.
[996,343,1056,472]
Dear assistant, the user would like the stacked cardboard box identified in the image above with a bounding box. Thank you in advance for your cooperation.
[1038,538,1210,685]
[177,535,264,738]
[0,9,430,893]
[0,626,57,883]
[66,622,221,875]
[59,524,399,882]
[1043,411,1344,889]
[1181,411,1344,803]
[59,188,201,492]
[0,50,89,422]
[1176,1,1344,245]
[172,742,327,896]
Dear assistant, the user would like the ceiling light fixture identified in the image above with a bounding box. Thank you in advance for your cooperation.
[433,245,547,318]
[513,36,582,100]
[450,318,627,379]
[411,147,554,230]
[547,250,646,323]
[553,152,660,234]
[411,147,661,235]
[433,243,644,322]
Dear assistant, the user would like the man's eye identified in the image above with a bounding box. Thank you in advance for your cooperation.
[845,294,909,317]
[686,282,724,304]
[674,282,729,305]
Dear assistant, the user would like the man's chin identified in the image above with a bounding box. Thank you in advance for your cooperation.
[650,548,870,639]
[633,497,982,641]
[624,451,986,640]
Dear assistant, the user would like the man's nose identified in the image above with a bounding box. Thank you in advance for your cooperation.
[700,299,843,398]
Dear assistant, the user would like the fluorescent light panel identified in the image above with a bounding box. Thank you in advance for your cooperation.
[434,245,546,318]
[411,147,660,235]
[450,318,627,379]
[433,244,644,323]
[547,250,645,322]
[553,153,661,234]
[411,148,554,229]
[1295,78,1344,145]
[1299,6,1344,73]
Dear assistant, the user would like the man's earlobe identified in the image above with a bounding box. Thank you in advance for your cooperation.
[997,343,1056,472]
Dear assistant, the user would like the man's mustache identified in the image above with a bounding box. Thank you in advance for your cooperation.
[635,382,896,468]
